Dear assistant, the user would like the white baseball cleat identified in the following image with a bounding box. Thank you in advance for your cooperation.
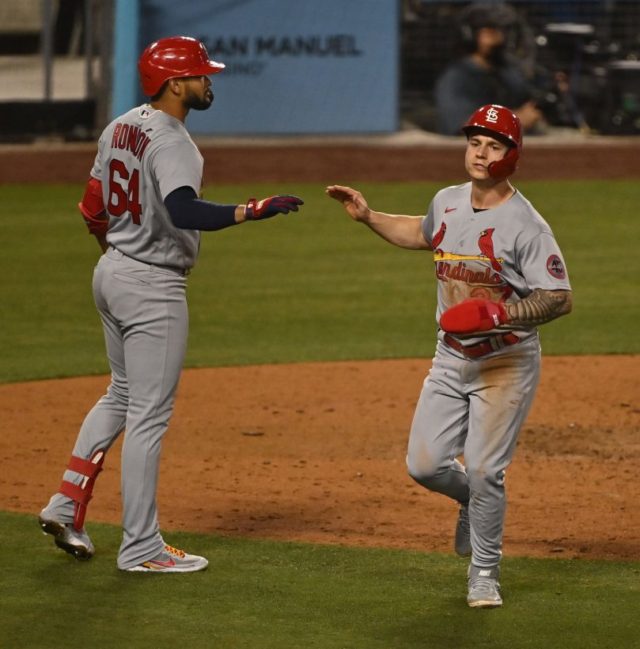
[124,544,208,573]
[38,513,95,560]
[467,564,502,608]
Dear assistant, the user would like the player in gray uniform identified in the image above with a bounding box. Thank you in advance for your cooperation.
[38,36,303,573]
[327,104,572,607]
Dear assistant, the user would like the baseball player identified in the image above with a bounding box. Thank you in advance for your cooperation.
[38,36,303,573]
[327,104,572,607]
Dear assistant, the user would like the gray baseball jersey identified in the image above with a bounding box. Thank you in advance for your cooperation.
[92,104,203,270]
[422,182,571,342]
[41,103,205,568]
[407,181,571,568]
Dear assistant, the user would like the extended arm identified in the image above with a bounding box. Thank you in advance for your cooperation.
[164,186,241,230]
[325,185,431,250]
[164,186,303,230]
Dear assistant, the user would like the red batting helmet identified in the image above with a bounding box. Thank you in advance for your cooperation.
[138,36,225,97]
[462,104,522,179]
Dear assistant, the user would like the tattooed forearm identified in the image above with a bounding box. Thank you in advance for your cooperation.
[505,289,572,327]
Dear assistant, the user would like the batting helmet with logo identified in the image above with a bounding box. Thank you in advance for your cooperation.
[462,104,522,179]
[138,36,225,97]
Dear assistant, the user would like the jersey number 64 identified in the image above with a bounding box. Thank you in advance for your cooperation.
[107,159,142,224]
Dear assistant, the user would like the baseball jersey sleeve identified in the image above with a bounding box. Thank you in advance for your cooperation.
[421,201,436,247]
[517,232,572,291]
[89,134,105,180]
[152,139,204,200]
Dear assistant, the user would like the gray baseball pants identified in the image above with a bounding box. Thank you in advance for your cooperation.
[41,247,189,569]
[406,336,541,567]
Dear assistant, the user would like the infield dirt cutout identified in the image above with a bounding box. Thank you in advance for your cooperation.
[1,355,638,561]
[2,139,638,561]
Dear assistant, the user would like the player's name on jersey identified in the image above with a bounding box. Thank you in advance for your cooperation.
[111,124,151,162]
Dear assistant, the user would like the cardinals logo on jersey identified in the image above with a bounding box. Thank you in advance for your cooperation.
[478,228,503,272]
[432,222,447,251]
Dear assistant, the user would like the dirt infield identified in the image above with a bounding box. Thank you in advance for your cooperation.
[1,356,638,560]
[1,137,638,562]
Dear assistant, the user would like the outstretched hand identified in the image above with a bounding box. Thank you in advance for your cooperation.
[326,185,370,222]
[244,195,304,220]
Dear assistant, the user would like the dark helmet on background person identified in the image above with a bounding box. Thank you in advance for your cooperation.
[458,2,518,49]
[138,36,225,96]
[462,104,522,178]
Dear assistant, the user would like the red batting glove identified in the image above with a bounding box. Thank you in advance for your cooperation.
[244,195,304,220]
[440,298,509,334]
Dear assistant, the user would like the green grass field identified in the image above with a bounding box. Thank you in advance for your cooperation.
[1,180,638,647]
[2,511,638,649]
[1,180,639,383]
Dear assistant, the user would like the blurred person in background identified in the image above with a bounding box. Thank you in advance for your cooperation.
[435,2,544,135]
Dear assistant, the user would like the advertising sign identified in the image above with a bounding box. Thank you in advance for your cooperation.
[138,0,399,134]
